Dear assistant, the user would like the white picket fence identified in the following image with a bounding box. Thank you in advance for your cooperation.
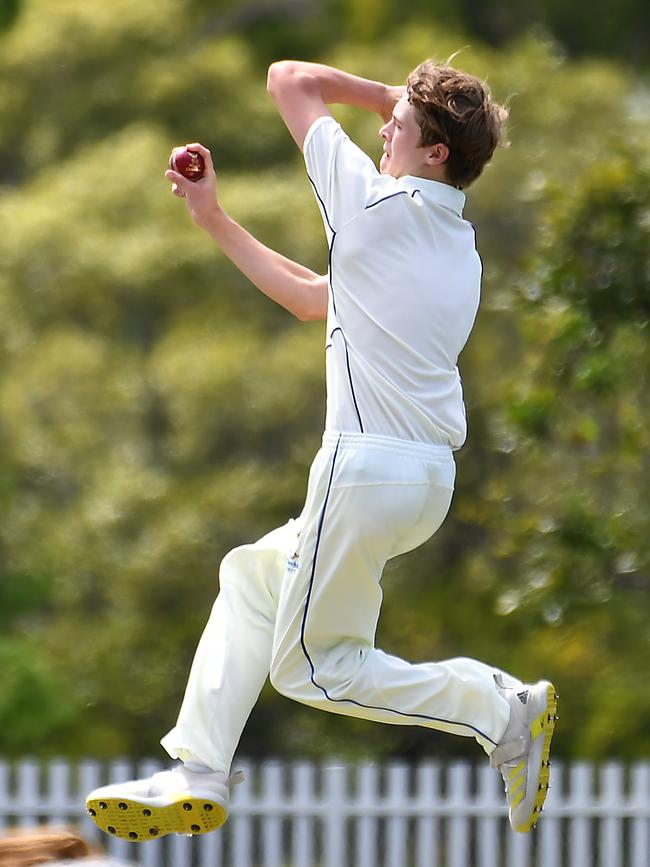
[0,758,648,867]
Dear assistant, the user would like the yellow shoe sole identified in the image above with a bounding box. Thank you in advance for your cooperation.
[86,794,227,842]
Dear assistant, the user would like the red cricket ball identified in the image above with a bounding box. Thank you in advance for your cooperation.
[169,147,205,182]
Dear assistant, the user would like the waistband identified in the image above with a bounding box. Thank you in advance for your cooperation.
[322,431,452,461]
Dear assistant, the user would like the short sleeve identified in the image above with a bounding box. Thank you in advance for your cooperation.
[303,115,380,234]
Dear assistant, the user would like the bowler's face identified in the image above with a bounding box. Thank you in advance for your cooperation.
[379,94,426,179]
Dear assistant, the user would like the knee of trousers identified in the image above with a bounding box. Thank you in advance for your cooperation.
[218,544,277,594]
[270,640,365,703]
[269,644,304,700]
[218,545,256,586]
[219,521,298,590]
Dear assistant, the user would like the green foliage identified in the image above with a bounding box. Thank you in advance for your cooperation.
[328,0,650,65]
[539,160,650,332]
[0,1,649,764]
[465,156,650,758]
[0,0,19,30]
[0,638,80,751]
[0,573,53,629]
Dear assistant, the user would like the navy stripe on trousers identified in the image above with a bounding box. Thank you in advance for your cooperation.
[298,434,497,745]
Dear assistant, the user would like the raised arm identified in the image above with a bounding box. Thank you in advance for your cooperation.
[267,60,404,150]
[166,143,327,322]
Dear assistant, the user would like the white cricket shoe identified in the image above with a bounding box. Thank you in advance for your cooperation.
[86,765,244,842]
[490,674,559,833]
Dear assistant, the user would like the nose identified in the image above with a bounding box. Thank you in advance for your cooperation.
[379,119,392,141]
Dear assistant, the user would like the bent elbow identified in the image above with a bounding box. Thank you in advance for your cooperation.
[267,60,315,102]
[295,310,323,323]
[295,296,327,323]
[267,60,297,97]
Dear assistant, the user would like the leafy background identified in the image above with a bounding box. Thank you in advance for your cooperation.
[0,0,648,764]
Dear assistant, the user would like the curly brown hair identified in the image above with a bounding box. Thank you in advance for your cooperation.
[406,61,508,189]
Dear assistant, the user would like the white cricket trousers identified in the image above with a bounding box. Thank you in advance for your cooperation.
[161,432,511,773]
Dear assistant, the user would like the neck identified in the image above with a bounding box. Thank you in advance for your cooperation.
[393,165,452,185]
[418,165,451,184]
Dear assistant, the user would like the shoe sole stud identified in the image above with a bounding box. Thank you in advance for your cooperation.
[85,796,227,841]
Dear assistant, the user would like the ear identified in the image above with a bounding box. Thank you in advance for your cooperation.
[425,142,449,167]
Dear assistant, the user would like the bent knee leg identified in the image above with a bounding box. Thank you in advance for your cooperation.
[270,640,365,702]
[269,644,306,699]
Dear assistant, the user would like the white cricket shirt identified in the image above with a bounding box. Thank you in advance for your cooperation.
[304,115,482,449]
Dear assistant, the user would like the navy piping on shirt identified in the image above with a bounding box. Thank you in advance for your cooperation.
[307,172,364,432]
[308,175,335,234]
[298,433,499,747]
[471,222,484,283]
[328,326,364,431]
[326,234,338,318]
[364,189,417,210]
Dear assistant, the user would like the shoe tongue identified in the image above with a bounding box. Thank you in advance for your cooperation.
[516,689,529,705]
[228,770,246,787]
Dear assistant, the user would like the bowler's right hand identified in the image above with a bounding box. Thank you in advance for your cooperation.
[165,142,221,227]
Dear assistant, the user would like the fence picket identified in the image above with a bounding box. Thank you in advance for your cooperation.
[599,762,624,867]
[354,764,378,867]
[199,819,222,867]
[536,760,561,867]
[169,831,192,867]
[568,762,591,866]
[630,762,649,867]
[0,762,9,830]
[323,764,347,867]
[506,807,531,867]
[46,760,70,826]
[385,763,409,867]
[231,811,254,867]
[231,759,253,867]
[448,763,470,867]
[415,762,440,867]
[16,760,39,827]
[261,762,283,867]
[476,765,501,867]
[77,759,102,846]
[291,762,315,867]
[538,815,561,866]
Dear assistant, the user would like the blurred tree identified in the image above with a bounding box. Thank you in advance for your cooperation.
[488,156,650,757]
[0,2,648,763]
[0,0,19,31]
[326,0,650,66]
[538,159,650,333]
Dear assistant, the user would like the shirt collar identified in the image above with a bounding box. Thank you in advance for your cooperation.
[398,175,466,216]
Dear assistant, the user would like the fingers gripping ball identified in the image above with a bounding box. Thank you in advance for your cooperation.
[169,147,205,182]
